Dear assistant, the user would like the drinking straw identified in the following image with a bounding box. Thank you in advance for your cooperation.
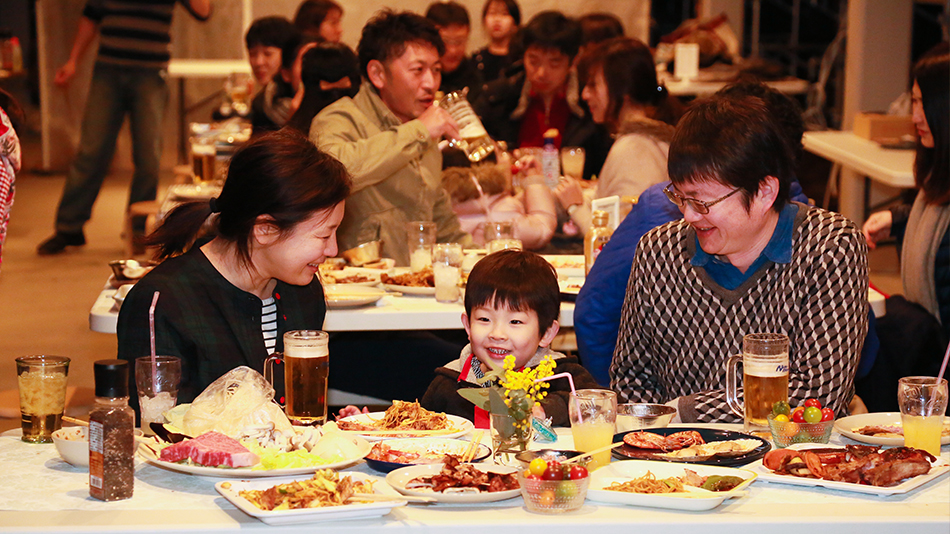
[535,373,583,422]
[149,291,160,390]
[938,342,950,382]
[470,173,492,217]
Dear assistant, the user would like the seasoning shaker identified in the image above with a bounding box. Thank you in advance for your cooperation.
[89,360,135,501]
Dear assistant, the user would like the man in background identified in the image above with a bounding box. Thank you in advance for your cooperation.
[38,0,212,255]
[425,1,484,101]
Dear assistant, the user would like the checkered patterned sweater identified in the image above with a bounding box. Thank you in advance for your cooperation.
[609,203,869,423]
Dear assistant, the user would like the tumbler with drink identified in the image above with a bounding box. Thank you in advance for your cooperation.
[726,333,790,431]
[407,221,436,273]
[16,355,70,443]
[433,243,463,303]
[569,389,617,471]
[898,376,948,456]
[135,355,182,435]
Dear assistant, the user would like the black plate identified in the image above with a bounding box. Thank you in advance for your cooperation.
[364,443,492,473]
[611,427,771,467]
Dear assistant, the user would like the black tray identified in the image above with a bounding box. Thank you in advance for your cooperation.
[611,427,771,467]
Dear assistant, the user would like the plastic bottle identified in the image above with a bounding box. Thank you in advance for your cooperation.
[437,88,496,162]
[584,210,613,275]
[89,360,135,501]
[541,128,560,189]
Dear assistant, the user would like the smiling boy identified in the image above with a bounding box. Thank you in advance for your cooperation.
[421,250,599,426]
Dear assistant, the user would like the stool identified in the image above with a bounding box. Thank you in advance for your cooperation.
[124,200,161,257]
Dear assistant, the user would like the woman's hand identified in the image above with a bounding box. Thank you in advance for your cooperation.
[862,210,893,250]
[554,177,584,210]
[337,405,369,419]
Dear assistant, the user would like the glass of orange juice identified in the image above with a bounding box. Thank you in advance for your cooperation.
[569,389,617,471]
[898,376,948,456]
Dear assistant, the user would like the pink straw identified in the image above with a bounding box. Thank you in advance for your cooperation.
[149,291,160,390]
[938,342,950,384]
[535,373,583,421]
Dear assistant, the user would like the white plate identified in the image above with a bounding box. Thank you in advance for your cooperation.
[324,284,385,308]
[382,283,436,296]
[558,278,585,296]
[337,412,473,441]
[386,463,521,503]
[834,413,950,446]
[215,472,405,525]
[747,443,950,495]
[321,268,382,286]
[586,460,756,511]
[541,255,585,277]
[139,434,371,478]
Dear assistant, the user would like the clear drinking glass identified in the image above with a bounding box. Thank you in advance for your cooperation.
[135,356,182,435]
[432,243,463,303]
[560,147,585,180]
[16,355,70,443]
[407,221,436,272]
[725,333,790,431]
[898,376,948,456]
[569,389,617,471]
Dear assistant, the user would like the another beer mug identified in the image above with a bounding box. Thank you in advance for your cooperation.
[264,331,329,426]
[725,333,789,431]
[438,88,495,162]
[16,355,70,443]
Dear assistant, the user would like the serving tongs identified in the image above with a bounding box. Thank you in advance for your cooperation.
[149,422,192,443]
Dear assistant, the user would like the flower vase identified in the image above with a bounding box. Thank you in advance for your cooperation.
[490,412,531,466]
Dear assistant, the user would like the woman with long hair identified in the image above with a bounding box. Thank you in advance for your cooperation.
[117,130,351,404]
[555,37,682,233]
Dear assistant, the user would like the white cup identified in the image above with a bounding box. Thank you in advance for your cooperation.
[674,43,700,81]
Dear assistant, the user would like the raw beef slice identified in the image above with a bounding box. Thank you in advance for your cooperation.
[159,431,259,467]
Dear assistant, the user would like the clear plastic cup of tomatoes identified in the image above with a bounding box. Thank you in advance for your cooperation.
[518,460,589,513]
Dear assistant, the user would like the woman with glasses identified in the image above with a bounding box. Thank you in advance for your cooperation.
[609,94,869,423]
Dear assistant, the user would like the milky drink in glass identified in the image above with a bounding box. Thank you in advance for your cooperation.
[16,355,70,443]
[134,356,181,435]
[898,376,948,456]
[265,331,330,425]
[569,389,617,471]
[433,243,463,303]
[726,333,789,431]
[407,221,436,273]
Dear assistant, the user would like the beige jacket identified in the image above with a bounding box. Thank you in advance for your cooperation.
[311,82,470,265]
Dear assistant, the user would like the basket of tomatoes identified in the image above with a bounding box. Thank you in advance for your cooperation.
[767,398,835,448]
[518,458,589,514]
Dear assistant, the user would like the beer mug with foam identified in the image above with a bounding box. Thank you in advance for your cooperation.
[725,333,789,431]
[264,330,329,425]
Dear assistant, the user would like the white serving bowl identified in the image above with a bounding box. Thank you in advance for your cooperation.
[52,426,89,467]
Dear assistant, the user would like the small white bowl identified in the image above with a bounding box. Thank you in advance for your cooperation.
[52,426,89,467]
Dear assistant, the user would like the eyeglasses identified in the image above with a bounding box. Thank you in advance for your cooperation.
[663,184,741,215]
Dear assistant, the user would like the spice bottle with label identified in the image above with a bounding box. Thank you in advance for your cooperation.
[89,360,135,501]
[584,210,613,275]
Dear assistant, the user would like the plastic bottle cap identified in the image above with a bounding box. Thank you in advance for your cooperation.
[543,128,559,139]
[94,360,129,398]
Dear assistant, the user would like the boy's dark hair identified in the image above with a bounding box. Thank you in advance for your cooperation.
[245,16,298,50]
[357,10,445,80]
[481,0,521,26]
[519,11,581,60]
[426,1,470,28]
[464,250,560,333]
[578,12,624,47]
[293,0,342,36]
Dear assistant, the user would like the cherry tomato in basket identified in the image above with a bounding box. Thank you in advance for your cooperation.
[538,490,556,507]
[568,465,589,480]
[772,413,790,423]
[803,398,822,409]
[529,458,548,477]
[542,461,564,480]
[771,400,791,417]
[555,480,578,499]
[803,406,822,423]
[820,407,835,422]
[791,407,805,423]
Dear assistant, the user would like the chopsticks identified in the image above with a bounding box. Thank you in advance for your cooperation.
[63,416,88,426]
[562,442,624,465]
[461,430,484,463]
[350,493,435,504]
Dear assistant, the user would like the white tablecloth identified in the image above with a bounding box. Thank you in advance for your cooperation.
[1,426,947,534]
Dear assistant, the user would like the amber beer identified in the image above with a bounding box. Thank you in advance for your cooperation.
[16,355,70,443]
[725,333,789,431]
[191,143,216,184]
[265,331,329,425]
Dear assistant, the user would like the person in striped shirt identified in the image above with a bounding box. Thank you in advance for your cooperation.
[37,0,212,256]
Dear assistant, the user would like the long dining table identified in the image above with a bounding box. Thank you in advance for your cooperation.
[1,424,947,534]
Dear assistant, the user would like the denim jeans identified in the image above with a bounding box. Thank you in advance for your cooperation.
[54,63,169,234]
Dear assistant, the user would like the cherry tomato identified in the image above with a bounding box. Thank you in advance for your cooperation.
[528,458,548,477]
[803,398,822,409]
[524,473,542,480]
[791,406,806,423]
[568,465,589,480]
[542,461,564,481]
[538,490,556,507]
[803,406,822,423]
[771,401,791,417]
[781,422,800,439]
[772,413,790,423]
[555,480,578,499]
[820,407,835,422]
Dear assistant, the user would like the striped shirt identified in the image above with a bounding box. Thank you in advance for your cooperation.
[83,0,208,69]
[261,296,278,355]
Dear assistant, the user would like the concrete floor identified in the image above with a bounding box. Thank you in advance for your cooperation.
[0,118,904,434]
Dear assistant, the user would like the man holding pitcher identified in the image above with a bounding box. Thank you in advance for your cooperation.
[609,94,869,424]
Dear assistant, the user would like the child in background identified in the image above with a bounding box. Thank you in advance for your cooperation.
[442,162,557,250]
[421,250,599,426]
[245,16,298,88]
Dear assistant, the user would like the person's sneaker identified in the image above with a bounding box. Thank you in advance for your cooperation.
[37,232,86,255]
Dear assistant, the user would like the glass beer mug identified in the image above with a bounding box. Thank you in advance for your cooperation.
[725,333,789,431]
[264,330,329,425]
[438,88,496,163]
